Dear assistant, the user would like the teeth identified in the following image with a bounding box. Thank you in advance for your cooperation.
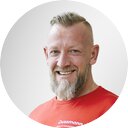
[59,71,72,75]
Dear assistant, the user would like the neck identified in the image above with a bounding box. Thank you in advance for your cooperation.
[78,71,98,97]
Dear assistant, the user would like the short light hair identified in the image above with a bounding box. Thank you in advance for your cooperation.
[50,12,93,42]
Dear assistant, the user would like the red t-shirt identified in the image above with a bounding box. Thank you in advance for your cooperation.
[29,86,118,127]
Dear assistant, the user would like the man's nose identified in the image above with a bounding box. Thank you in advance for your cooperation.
[57,52,71,68]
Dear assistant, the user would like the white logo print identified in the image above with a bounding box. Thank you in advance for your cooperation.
[57,120,83,127]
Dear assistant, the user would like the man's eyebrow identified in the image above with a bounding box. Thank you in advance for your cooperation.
[68,44,85,49]
[47,46,58,50]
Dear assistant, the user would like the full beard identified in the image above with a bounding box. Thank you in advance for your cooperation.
[50,65,90,100]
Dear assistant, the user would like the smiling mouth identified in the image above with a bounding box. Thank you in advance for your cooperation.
[56,70,76,75]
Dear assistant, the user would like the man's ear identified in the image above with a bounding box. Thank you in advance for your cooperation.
[43,47,48,60]
[90,44,99,65]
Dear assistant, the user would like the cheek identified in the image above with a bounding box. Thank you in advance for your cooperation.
[72,58,89,72]
[47,58,57,71]
[72,56,87,66]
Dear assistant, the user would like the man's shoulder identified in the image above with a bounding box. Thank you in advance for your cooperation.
[93,86,118,114]
[29,97,55,118]
[99,86,118,104]
[100,86,118,97]
[35,97,55,110]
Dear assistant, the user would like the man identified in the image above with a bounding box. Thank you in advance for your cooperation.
[29,12,118,127]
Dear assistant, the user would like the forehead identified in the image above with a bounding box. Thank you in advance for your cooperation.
[47,23,90,47]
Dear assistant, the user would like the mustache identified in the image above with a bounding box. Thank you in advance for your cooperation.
[54,66,77,72]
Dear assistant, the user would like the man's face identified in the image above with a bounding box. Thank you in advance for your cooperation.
[44,23,94,100]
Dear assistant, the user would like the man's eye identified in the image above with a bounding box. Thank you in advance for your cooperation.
[71,50,79,52]
[49,50,59,56]
[70,50,80,54]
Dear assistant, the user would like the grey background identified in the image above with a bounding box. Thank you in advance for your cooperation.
[0,0,127,115]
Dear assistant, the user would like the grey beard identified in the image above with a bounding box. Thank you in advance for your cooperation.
[52,79,76,100]
[50,65,90,100]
